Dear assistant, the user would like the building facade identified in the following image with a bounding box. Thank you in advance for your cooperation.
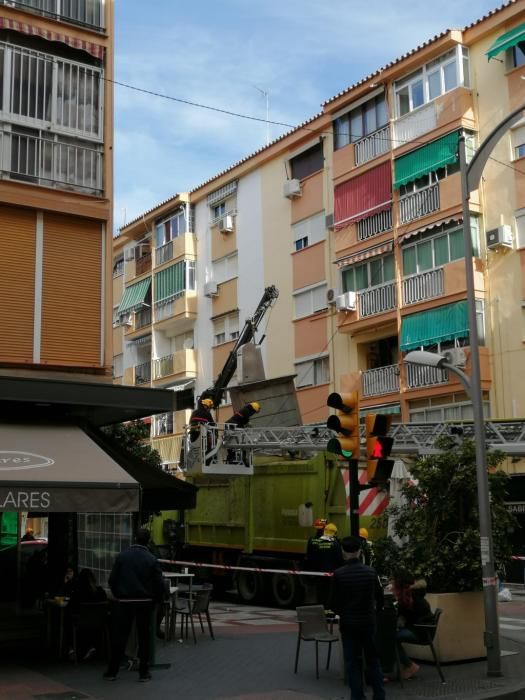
[114,1,525,472]
[0,0,114,379]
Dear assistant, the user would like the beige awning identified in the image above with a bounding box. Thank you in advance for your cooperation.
[335,240,393,269]
[0,424,139,513]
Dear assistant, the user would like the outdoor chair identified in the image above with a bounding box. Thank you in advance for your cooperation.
[294,605,339,679]
[407,607,445,683]
[71,601,110,663]
[175,588,215,644]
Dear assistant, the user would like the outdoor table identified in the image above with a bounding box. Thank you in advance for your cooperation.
[46,597,69,658]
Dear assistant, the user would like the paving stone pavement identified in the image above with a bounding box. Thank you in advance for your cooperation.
[1,602,525,700]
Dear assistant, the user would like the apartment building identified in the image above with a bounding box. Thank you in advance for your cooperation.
[0,0,114,377]
[114,1,525,470]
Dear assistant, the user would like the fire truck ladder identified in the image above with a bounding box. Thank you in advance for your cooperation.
[200,419,525,458]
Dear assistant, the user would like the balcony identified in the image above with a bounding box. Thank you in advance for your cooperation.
[394,102,437,146]
[362,364,399,397]
[2,128,102,193]
[152,349,197,382]
[406,362,448,389]
[152,411,174,437]
[3,0,105,29]
[155,234,196,268]
[134,361,151,386]
[135,253,152,277]
[399,183,440,224]
[154,292,197,324]
[357,208,392,242]
[357,281,396,318]
[403,268,444,306]
[354,125,391,166]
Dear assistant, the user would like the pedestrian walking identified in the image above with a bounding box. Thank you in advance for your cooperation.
[329,535,385,700]
[104,528,165,683]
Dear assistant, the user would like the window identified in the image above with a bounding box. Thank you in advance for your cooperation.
[516,209,525,248]
[212,253,238,284]
[173,331,194,352]
[213,201,226,220]
[112,256,124,277]
[398,161,460,197]
[401,222,480,276]
[511,125,525,160]
[295,356,329,388]
[293,284,327,318]
[512,41,525,68]
[113,354,124,378]
[408,395,490,422]
[213,312,239,346]
[155,208,189,247]
[209,196,236,224]
[342,253,394,292]
[395,47,468,117]
[334,94,388,150]
[292,212,326,251]
[289,142,324,180]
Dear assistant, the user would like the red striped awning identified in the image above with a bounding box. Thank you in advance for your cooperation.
[0,17,104,59]
[335,240,393,268]
[334,161,392,230]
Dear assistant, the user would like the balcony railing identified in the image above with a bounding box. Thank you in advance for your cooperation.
[358,281,396,318]
[4,129,102,192]
[3,0,105,29]
[135,307,152,330]
[156,241,173,266]
[135,253,152,277]
[399,183,440,224]
[354,124,390,166]
[152,354,176,380]
[406,363,448,389]
[362,364,399,397]
[403,267,444,306]
[134,361,151,385]
[357,208,392,242]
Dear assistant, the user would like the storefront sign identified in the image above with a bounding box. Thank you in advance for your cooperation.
[506,502,525,514]
[0,451,54,470]
[0,487,139,513]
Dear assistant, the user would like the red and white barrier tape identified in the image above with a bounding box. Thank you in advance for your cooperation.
[158,558,333,578]
[512,555,525,560]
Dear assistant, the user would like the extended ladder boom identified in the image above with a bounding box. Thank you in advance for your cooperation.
[198,420,525,457]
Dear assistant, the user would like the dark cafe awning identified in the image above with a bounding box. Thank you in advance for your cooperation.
[0,423,139,513]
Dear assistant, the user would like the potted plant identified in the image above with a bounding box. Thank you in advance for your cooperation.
[373,436,516,661]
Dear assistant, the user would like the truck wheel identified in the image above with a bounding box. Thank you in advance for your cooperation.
[271,572,296,608]
[237,571,260,603]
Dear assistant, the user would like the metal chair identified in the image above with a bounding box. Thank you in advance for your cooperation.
[175,588,215,644]
[409,608,445,683]
[294,605,339,679]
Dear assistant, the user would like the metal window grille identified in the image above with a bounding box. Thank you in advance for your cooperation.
[207,180,237,205]
[5,0,105,29]
[357,208,392,241]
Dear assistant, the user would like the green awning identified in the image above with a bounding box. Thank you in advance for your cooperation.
[486,23,525,60]
[117,278,151,314]
[360,404,401,418]
[400,300,469,351]
[155,261,186,302]
[393,131,460,189]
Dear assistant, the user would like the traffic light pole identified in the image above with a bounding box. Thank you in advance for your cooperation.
[348,459,360,537]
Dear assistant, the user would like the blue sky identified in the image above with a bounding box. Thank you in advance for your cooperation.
[114,0,500,230]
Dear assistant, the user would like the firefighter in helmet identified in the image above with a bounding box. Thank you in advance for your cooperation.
[225,402,261,464]
[189,397,215,443]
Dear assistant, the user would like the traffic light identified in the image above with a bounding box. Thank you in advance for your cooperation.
[326,391,361,459]
[365,413,394,484]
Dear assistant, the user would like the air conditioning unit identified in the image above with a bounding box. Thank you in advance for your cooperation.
[218,215,234,233]
[283,178,302,199]
[326,288,339,306]
[335,291,357,312]
[486,225,512,249]
[204,281,219,297]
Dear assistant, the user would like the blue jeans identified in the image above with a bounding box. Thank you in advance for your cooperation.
[396,627,418,666]
[340,625,385,700]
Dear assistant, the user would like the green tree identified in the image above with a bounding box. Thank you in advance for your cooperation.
[373,437,516,593]
[102,420,162,470]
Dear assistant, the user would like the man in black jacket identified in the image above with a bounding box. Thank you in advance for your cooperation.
[104,528,165,683]
[329,536,385,700]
